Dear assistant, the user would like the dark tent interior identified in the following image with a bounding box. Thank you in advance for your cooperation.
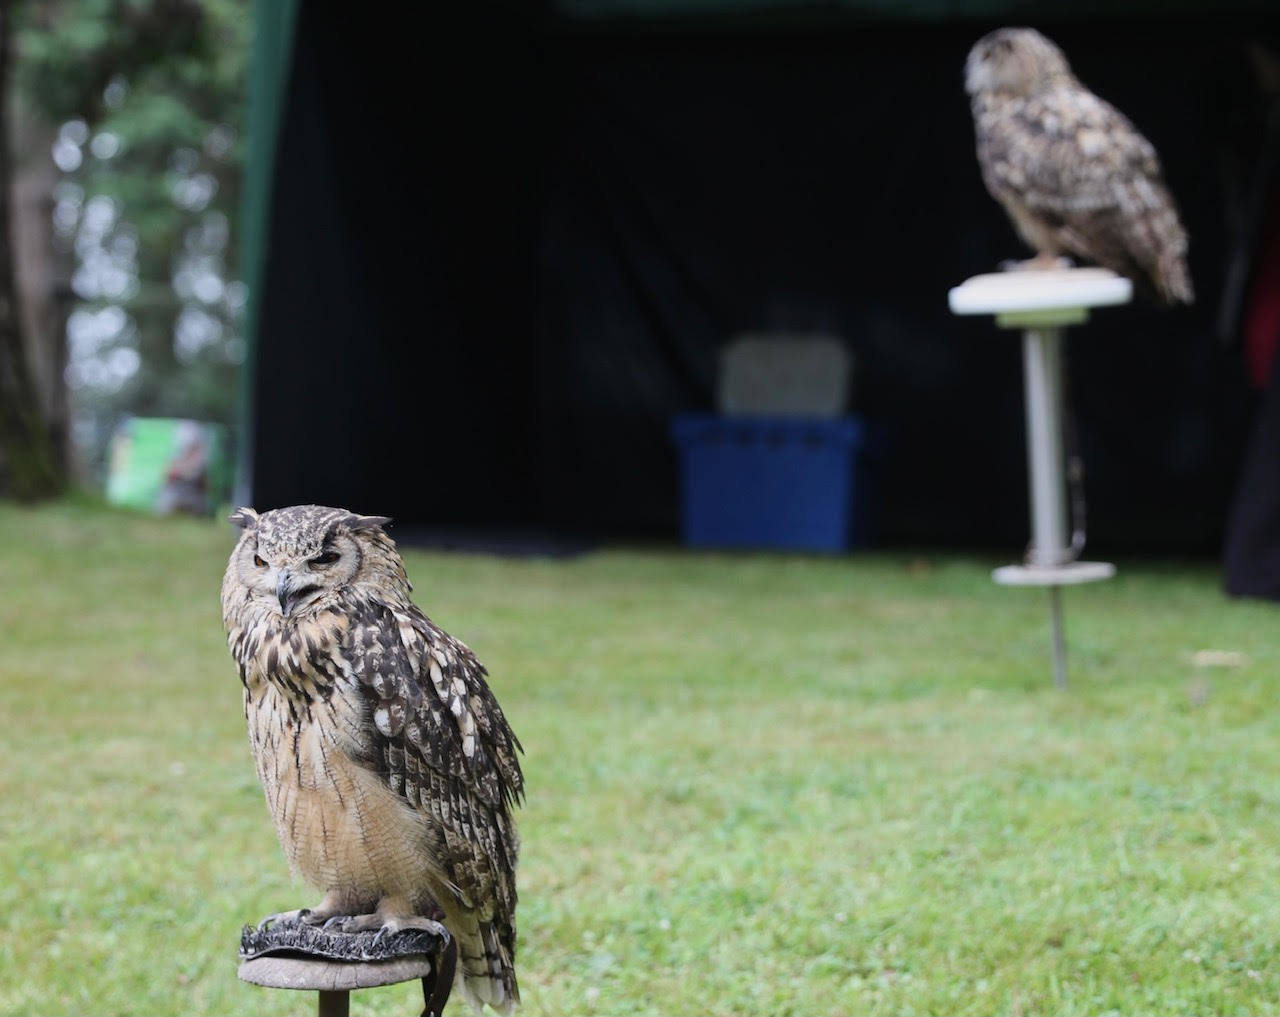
[243,2,1280,562]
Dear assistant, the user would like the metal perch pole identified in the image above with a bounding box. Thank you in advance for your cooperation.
[948,268,1125,687]
[1023,324,1071,686]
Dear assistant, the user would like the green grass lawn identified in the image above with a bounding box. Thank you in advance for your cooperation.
[2,500,1279,1016]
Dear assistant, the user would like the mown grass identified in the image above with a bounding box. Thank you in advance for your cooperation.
[1,500,1279,1016]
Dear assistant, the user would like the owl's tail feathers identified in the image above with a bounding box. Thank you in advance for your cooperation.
[1122,178,1194,307]
[455,918,519,1015]
[1157,252,1195,306]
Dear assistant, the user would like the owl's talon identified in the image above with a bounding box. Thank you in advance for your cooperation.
[316,912,384,934]
[376,916,450,942]
[257,907,311,930]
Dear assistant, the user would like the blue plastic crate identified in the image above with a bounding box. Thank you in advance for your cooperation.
[670,413,870,552]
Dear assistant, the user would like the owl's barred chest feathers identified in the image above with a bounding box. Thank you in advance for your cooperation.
[230,599,352,702]
[230,596,380,772]
[232,597,432,895]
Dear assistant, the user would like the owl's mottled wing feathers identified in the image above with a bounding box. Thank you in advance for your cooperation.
[977,89,1192,303]
[344,598,523,1002]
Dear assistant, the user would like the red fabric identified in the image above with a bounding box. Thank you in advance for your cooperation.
[1245,193,1280,390]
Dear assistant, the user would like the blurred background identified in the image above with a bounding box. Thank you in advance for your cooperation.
[3,0,245,497]
[5,0,1280,573]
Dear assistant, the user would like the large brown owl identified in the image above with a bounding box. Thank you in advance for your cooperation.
[221,505,523,1013]
[966,27,1194,304]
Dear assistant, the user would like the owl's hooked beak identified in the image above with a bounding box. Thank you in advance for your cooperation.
[276,568,319,618]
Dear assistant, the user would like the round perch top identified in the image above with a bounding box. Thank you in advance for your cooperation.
[948,267,1133,321]
[238,953,434,991]
[237,921,446,991]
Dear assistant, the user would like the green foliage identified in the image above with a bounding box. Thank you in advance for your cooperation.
[16,1,117,121]
[15,0,252,478]
[3,502,1280,1015]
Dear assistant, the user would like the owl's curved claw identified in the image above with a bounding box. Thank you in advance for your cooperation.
[257,907,312,930]
[373,916,450,947]
[319,912,384,934]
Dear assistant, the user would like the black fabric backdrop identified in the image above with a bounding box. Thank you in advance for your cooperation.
[250,7,1276,551]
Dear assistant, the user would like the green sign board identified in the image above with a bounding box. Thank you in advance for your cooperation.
[105,417,231,516]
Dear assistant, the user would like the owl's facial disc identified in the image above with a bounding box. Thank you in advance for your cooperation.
[248,531,362,619]
[276,566,322,617]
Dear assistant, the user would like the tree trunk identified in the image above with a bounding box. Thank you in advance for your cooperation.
[0,0,61,499]
[12,102,69,478]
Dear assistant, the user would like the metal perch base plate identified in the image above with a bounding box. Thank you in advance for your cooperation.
[992,561,1115,587]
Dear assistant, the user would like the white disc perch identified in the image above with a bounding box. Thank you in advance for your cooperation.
[948,267,1130,688]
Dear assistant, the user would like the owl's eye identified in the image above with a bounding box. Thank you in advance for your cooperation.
[311,550,340,567]
[253,554,267,568]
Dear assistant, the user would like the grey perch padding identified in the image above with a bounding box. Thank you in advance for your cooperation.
[240,920,449,963]
[238,919,456,1017]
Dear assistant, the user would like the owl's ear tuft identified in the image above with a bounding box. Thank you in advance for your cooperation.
[345,513,392,533]
[229,506,259,529]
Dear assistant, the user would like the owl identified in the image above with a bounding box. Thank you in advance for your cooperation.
[965,27,1194,304]
[221,505,524,1013]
